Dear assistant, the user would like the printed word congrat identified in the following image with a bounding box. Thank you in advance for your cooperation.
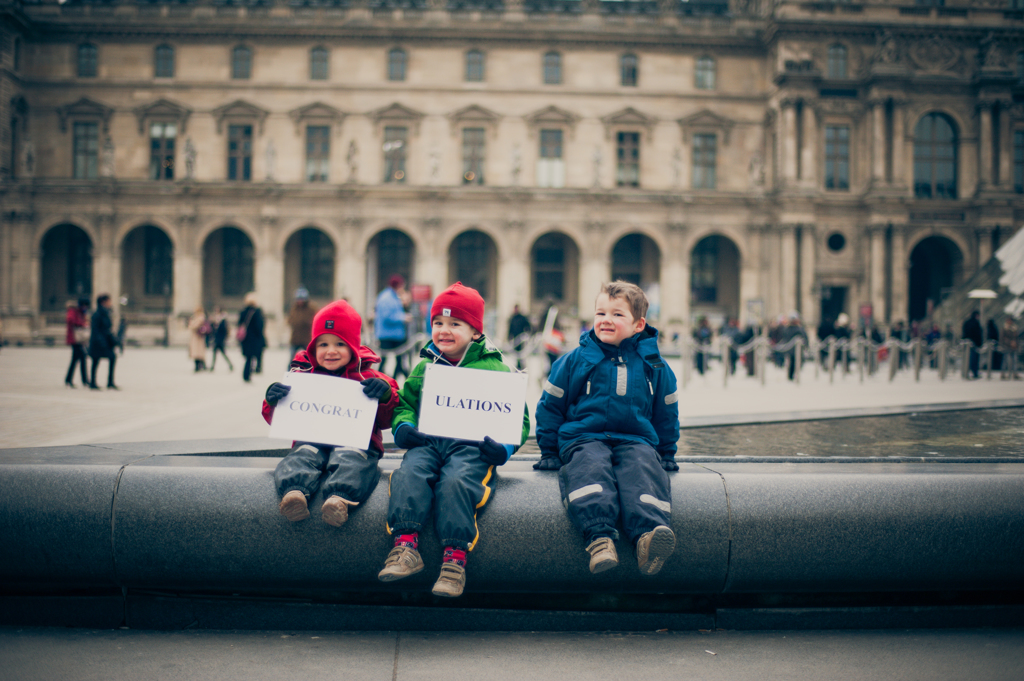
[268,372,378,449]
[419,364,527,445]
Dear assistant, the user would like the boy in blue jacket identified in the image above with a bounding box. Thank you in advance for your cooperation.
[534,281,679,576]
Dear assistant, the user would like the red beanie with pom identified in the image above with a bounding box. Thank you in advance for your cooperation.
[431,282,484,333]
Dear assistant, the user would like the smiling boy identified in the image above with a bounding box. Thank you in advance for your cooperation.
[534,281,680,576]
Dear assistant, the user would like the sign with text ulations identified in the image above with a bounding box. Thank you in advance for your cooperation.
[419,364,527,445]
[268,372,377,449]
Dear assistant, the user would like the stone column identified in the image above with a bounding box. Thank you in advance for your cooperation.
[336,220,364,313]
[889,225,908,323]
[780,225,797,315]
[173,215,199,320]
[870,99,886,186]
[799,225,817,328]
[256,211,285,346]
[977,227,994,268]
[800,104,818,187]
[418,217,446,300]
[780,100,798,186]
[868,225,886,326]
[998,102,1012,189]
[92,212,117,304]
[978,101,994,191]
[497,220,530,338]
[891,99,908,190]
[663,223,688,331]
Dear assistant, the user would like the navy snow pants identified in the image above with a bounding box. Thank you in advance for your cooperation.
[558,439,672,544]
[387,439,493,552]
[274,442,381,505]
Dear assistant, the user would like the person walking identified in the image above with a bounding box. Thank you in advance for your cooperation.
[187,306,209,372]
[208,306,233,372]
[779,313,808,381]
[507,303,532,370]
[1000,316,1019,380]
[64,297,90,388]
[962,311,983,379]
[88,294,120,390]
[374,274,411,380]
[693,316,712,375]
[238,292,266,383]
[287,288,317,361]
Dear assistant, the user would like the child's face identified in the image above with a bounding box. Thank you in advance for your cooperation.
[593,292,645,347]
[432,316,481,361]
[315,333,352,371]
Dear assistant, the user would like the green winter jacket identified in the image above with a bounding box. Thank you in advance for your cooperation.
[392,335,531,447]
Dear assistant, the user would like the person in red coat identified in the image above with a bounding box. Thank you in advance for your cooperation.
[261,300,400,527]
[64,297,90,388]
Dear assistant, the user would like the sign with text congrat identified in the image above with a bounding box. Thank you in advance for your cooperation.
[418,364,528,446]
[268,372,378,449]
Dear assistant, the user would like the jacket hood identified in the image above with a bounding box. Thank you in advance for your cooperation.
[420,334,503,367]
[579,324,661,360]
[305,300,382,373]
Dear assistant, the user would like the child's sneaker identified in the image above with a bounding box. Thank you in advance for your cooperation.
[585,537,619,574]
[431,562,467,598]
[279,490,310,522]
[321,495,350,527]
[636,525,675,576]
[378,546,424,582]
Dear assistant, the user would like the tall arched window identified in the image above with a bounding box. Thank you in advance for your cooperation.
[827,44,848,79]
[232,45,252,79]
[465,49,485,82]
[914,113,958,199]
[388,48,407,81]
[154,44,175,78]
[695,56,715,90]
[78,44,97,78]
[620,53,638,87]
[543,51,561,85]
[310,46,329,80]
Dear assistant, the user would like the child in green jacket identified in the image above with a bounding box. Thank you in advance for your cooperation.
[378,282,530,598]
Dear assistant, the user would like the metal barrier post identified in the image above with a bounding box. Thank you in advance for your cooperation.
[721,337,729,387]
[985,341,994,381]
[938,340,947,380]
[888,339,898,382]
[759,339,767,387]
[913,339,922,382]
[794,338,803,384]
[828,338,836,384]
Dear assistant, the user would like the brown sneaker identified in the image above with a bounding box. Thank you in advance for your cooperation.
[585,537,619,574]
[431,562,467,598]
[636,525,675,576]
[378,546,424,582]
[279,490,310,522]
[321,495,351,527]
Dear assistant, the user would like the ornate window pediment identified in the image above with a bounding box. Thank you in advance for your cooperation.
[677,109,735,145]
[447,104,500,137]
[57,97,113,134]
[289,102,346,135]
[370,102,425,135]
[600,107,656,140]
[525,105,580,138]
[212,99,269,134]
[133,98,192,135]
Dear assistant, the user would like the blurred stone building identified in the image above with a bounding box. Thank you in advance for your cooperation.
[0,0,1021,345]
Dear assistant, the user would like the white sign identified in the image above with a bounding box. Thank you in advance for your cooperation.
[268,372,378,449]
[418,364,527,445]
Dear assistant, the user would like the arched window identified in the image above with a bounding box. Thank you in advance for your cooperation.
[465,49,485,82]
[388,48,407,82]
[232,45,252,79]
[78,44,97,78]
[695,56,715,90]
[543,51,561,85]
[620,53,638,87]
[154,44,175,78]
[310,46,329,80]
[827,44,848,79]
[914,113,957,199]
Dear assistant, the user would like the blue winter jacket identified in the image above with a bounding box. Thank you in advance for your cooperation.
[374,288,407,342]
[535,325,680,463]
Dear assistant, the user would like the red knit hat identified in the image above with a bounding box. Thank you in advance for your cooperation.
[306,300,363,369]
[431,282,484,333]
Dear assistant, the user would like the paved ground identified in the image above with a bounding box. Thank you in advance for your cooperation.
[2,345,1023,449]
[1,627,1023,681]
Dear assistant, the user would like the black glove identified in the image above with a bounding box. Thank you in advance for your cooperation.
[360,377,392,402]
[479,436,509,466]
[533,454,562,471]
[265,382,291,407]
[660,457,679,472]
[393,424,429,450]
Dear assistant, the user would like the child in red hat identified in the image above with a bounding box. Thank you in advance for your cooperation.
[261,300,399,527]
[377,282,530,598]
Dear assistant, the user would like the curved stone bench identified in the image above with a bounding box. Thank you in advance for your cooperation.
[2,438,1023,629]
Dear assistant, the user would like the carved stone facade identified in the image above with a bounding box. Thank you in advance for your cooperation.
[0,0,1021,345]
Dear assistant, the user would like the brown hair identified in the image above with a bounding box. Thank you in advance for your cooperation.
[599,280,648,321]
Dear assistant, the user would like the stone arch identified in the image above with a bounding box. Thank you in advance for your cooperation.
[39,223,93,312]
[120,224,175,313]
[276,219,340,254]
[907,233,965,322]
[684,226,749,266]
[609,232,662,288]
[34,217,98,253]
[447,229,499,305]
[689,232,742,322]
[116,217,179,253]
[529,230,581,315]
[201,225,256,309]
[365,227,416,313]
[283,226,336,308]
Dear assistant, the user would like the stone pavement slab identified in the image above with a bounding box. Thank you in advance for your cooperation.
[1,627,1022,681]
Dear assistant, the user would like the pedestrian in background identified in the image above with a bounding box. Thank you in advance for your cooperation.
[88,294,119,390]
[208,306,233,372]
[64,297,90,388]
[507,303,532,370]
[779,312,807,381]
[374,274,411,380]
[188,306,209,373]
[238,292,266,383]
[287,287,316,361]
[962,311,983,379]
[1000,316,1020,380]
[693,316,712,375]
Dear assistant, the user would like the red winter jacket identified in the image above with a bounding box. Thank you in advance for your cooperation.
[66,306,87,346]
[261,300,399,456]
